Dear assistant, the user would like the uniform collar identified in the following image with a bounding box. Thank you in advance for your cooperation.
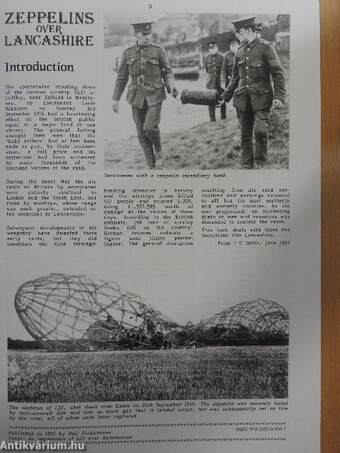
[209,52,220,58]
[247,37,259,48]
[135,42,152,51]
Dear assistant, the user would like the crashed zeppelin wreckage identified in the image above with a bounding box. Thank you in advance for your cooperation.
[14,274,289,351]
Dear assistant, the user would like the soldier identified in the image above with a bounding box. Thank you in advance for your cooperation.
[221,39,239,88]
[112,21,178,169]
[255,22,263,39]
[221,39,239,125]
[221,17,286,169]
[205,40,226,121]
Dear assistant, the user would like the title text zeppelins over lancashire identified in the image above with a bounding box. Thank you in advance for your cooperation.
[4,11,95,46]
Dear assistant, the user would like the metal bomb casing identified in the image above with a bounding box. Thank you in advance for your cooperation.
[180,89,221,106]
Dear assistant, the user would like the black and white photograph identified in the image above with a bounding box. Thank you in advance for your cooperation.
[103,12,290,170]
[8,273,288,403]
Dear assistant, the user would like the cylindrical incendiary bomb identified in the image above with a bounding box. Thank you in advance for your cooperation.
[180,89,221,106]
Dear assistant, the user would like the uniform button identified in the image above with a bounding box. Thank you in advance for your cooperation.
[247,48,250,51]
[246,85,249,87]
[246,66,248,69]
[246,57,249,60]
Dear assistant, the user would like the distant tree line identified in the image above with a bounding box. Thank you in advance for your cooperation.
[8,322,288,352]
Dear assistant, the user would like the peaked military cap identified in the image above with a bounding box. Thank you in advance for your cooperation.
[207,39,218,48]
[232,16,256,31]
[131,21,153,34]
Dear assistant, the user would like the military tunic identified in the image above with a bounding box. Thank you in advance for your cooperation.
[221,50,236,88]
[112,42,175,168]
[223,37,286,167]
[205,52,226,121]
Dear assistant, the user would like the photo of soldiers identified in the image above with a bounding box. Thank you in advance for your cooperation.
[222,16,286,169]
[205,40,226,122]
[112,20,178,169]
[105,13,290,171]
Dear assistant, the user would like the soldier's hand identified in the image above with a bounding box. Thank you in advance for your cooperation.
[217,88,225,104]
[113,101,119,113]
[217,90,226,107]
[273,99,283,110]
[171,87,179,99]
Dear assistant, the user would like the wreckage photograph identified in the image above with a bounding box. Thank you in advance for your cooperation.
[104,12,290,170]
[8,274,289,403]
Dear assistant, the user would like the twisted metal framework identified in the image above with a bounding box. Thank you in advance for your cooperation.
[14,275,289,351]
[202,299,289,336]
[15,274,176,351]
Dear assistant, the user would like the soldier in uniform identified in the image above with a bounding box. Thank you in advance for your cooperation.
[112,21,178,169]
[221,39,239,88]
[205,40,226,121]
[255,22,263,39]
[221,39,239,125]
[221,17,286,168]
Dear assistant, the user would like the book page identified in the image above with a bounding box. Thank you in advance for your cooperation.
[0,0,320,452]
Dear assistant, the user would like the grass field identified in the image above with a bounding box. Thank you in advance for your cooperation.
[8,346,288,403]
